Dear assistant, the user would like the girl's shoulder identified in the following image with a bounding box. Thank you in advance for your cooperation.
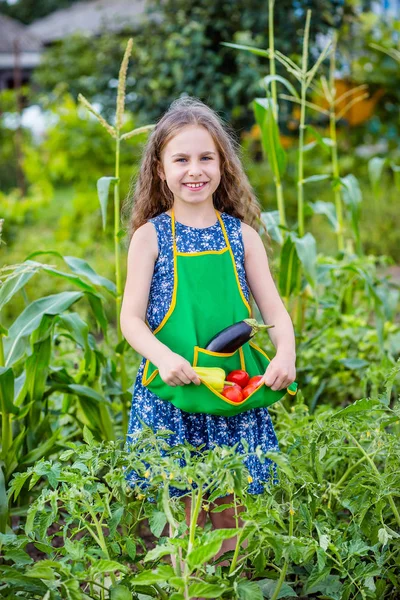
[220,213,245,244]
[145,213,172,258]
[147,212,169,225]
[220,211,242,227]
[146,212,171,228]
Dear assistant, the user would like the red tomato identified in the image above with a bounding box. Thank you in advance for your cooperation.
[226,369,250,389]
[247,375,264,387]
[242,381,262,399]
[227,382,242,390]
[222,384,243,403]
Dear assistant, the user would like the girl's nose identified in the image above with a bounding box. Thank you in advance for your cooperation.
[188,164,203,177]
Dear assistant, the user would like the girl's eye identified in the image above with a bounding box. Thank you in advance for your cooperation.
[176,157,211,162]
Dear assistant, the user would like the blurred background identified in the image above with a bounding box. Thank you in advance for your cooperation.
[1,0,399,319]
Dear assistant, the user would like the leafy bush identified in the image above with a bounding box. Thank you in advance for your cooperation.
[2,374,400,598]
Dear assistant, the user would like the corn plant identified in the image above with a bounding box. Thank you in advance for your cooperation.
[0,40,154,533]
[222,8,394,341]
[223,0,289,230]
[223,9,329,331]
[0,257,120,533]
[78,39,155,436]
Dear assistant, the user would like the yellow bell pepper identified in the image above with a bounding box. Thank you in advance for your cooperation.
[193,367,226,392]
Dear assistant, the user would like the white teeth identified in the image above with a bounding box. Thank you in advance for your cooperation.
[185,182,206,188]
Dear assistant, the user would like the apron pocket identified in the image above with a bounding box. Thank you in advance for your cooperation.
[191,342,297,416]
[191,344,272,413]
[141,343,296,417]
[193,345,245,371]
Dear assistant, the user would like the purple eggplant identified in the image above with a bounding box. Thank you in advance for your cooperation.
[205,318,274,353]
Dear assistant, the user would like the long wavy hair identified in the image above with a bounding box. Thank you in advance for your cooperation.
[122,96,268,244]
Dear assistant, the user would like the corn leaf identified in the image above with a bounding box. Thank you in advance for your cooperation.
[294,232,317,288]
[260,211,283,244]
[4,292,83,367]
[368,157,385,196]
[261,74,299,99]
[253,97,287,178]
[279,234,300,299]
[25,251,116,296]
[221,41,270,58]
[307,201,338,232]
[97,176,119,231]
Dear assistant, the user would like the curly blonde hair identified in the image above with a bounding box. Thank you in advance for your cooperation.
[122,96,267,243]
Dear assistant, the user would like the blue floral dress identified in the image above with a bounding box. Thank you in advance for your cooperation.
[125,211,280,496]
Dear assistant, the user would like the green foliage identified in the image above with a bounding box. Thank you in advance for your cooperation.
[0,92,54,247]
[29,91,142,196]
[33,34,134,119]
[32,0,345,129]
[0,89,36,194]
[1,90,146,255]
[0,254,139,528]
[0,0,81,24]
[241,127,400,261]
[1,388,399,597]
[338,10,400,149]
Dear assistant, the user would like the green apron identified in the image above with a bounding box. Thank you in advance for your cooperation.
[142,208,297,417]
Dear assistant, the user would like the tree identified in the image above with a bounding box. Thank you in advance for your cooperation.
[0,0,82,24]
[33,0,346,130]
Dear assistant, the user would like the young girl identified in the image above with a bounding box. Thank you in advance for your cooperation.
[120,96,296,564]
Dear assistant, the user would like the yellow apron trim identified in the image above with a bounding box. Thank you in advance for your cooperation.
[142,364,263,407]
[193,346,245,371]
[151,211,179,336]
[194,341,293,396]
[176,248,229,256]
[200,378,249,405]
[239,346,246,371]
[249,341,296,395]
[156,209,222,335]
[216,211,252,317]
[199,376,267,406]
[248,340,271,361]
[142,356,257,406]
[142,358,159,386]
[193,345,240,364]
[153,208,251,336]
[142,344,293,404]
[193,343,267,405]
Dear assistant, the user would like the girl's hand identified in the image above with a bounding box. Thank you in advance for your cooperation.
[158,351,201,387]
[262,352,296,391]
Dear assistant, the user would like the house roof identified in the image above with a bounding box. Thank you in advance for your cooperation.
[26,0,159,44]
[0,14,42,53]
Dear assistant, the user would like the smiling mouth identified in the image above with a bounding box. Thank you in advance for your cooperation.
[183,182,208,189]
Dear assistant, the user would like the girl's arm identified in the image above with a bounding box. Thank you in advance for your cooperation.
[241,222,296,391]
[120,223,200,387]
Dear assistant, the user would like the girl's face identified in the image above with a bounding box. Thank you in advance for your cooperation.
[157,124,221,208]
